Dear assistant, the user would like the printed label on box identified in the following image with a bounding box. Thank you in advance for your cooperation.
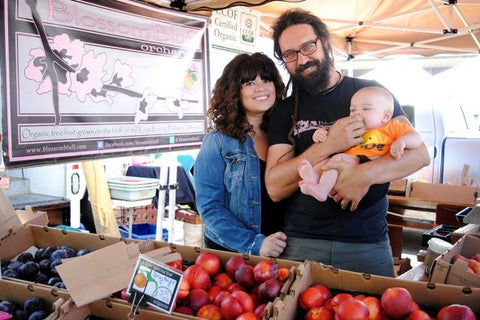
[127,255,183,314]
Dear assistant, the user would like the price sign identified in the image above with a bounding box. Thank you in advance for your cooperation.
[127,254,183,314]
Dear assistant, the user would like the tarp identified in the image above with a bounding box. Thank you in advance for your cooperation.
[140,0,480,58]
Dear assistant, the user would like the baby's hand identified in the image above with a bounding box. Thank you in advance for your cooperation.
[312,128,328,143]
[390,140,406,159]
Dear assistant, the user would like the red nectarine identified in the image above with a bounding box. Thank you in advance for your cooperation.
[380,287,413,319]
[335,299,369,320]
[437,304,476,320]
[305,306,334,320]
[225,256,247,279]
[197,303,222,320]
[196,252,222,277]
[299,286,327,310]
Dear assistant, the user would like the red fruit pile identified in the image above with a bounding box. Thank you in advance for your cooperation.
[172,253,290,320]
[298,284,477,320]
[450,252,480,275]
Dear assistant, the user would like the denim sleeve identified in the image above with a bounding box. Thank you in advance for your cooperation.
[194,133,265,255]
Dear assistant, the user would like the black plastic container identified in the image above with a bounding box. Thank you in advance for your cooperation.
[421,224,458,247]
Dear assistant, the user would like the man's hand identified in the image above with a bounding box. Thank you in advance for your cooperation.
[325,115,364,154]
[321,160,368,211]
[259,232,287,257]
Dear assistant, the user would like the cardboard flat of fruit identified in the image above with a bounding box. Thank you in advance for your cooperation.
[106,243,300,319]
[0,189,48,241]
[272,260,480,320]
[56,297,187,320]
[429,234,480,287]
[452,223,480,243]
[0,278,70,320]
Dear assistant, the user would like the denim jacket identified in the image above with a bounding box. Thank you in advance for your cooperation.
[194,130,265,255]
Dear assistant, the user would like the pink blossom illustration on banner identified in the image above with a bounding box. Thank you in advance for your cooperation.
[23,0,198,126]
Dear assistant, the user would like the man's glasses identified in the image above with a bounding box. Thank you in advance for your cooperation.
[281,38,319,63]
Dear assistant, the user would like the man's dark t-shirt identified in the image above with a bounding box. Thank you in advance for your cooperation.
[268,76,404,243]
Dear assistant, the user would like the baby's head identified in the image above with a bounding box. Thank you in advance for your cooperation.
[350,86,394,130]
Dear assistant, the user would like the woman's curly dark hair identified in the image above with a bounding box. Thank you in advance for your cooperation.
[208,52,286,142]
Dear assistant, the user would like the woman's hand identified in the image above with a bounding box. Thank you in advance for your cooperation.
[260,232,287,257]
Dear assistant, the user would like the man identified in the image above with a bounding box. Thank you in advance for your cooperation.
[265,9,430,276]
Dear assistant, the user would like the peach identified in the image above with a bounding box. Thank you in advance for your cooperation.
[254,303,267,318]
[176,277,190,300]
[253,260,278,284]
[228,282,246,293]
[276,267,290,282]
[208,286,222,302]
[214,272,233,290]
[305,306,334,320]
[437,304,476,320]
[184,264,212,290]
[220,294,245,320]
[331,293,354,313]
[231,290,255,313]
[380,287,413,319]
[197,303,222,320]
[186,288,210,311]
[167,259,183,271]
[312,284,332,302]
[335,299,369,320]
[359,296,381,320]
[174,306,194,316]
[407,309,432,320]
[236,312,260,320]
[467,259,480,275]
[213,290,231,307]
[472,252,480,263]
[196,252,222,277]
[451,254,469,264]
[257,278,282,302]
[225,256,247,279]
[299,286,327,310]
[235,264,256,288]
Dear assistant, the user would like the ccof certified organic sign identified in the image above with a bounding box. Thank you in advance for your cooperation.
[127,255,183,314]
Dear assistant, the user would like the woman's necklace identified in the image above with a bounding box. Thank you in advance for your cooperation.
[319,70,343,96]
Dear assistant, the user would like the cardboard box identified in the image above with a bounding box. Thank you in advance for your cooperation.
[0,189,48,240]
[108,242,299,320]
[388,178,409,196]
[57,297,187,320]
[429,234,480,287]
[0,278,70,319]
[452,224,480,243]
[409,182,479,206]
[272,261,480,319]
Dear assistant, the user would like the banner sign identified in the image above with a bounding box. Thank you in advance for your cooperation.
[209,6,260,53]
[1,0,209,167]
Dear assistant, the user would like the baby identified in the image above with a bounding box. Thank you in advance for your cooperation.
[298,86,424,202]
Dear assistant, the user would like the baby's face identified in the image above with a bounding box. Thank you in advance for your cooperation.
[350,91,389,130]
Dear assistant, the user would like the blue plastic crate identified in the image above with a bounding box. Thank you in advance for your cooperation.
[119,223,168,241]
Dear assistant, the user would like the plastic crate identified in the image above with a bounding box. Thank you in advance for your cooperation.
[118,223,167,241]
[421,224,457,247]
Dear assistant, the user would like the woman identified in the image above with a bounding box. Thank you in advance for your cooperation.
[194,53,287,257]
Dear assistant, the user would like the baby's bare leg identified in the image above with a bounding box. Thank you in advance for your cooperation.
[300,154,359,202]
[298,159,319,183]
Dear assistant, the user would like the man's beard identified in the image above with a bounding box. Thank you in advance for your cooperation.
[293,57,332,96]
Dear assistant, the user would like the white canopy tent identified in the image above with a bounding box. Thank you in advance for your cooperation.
[139,0,480,59]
